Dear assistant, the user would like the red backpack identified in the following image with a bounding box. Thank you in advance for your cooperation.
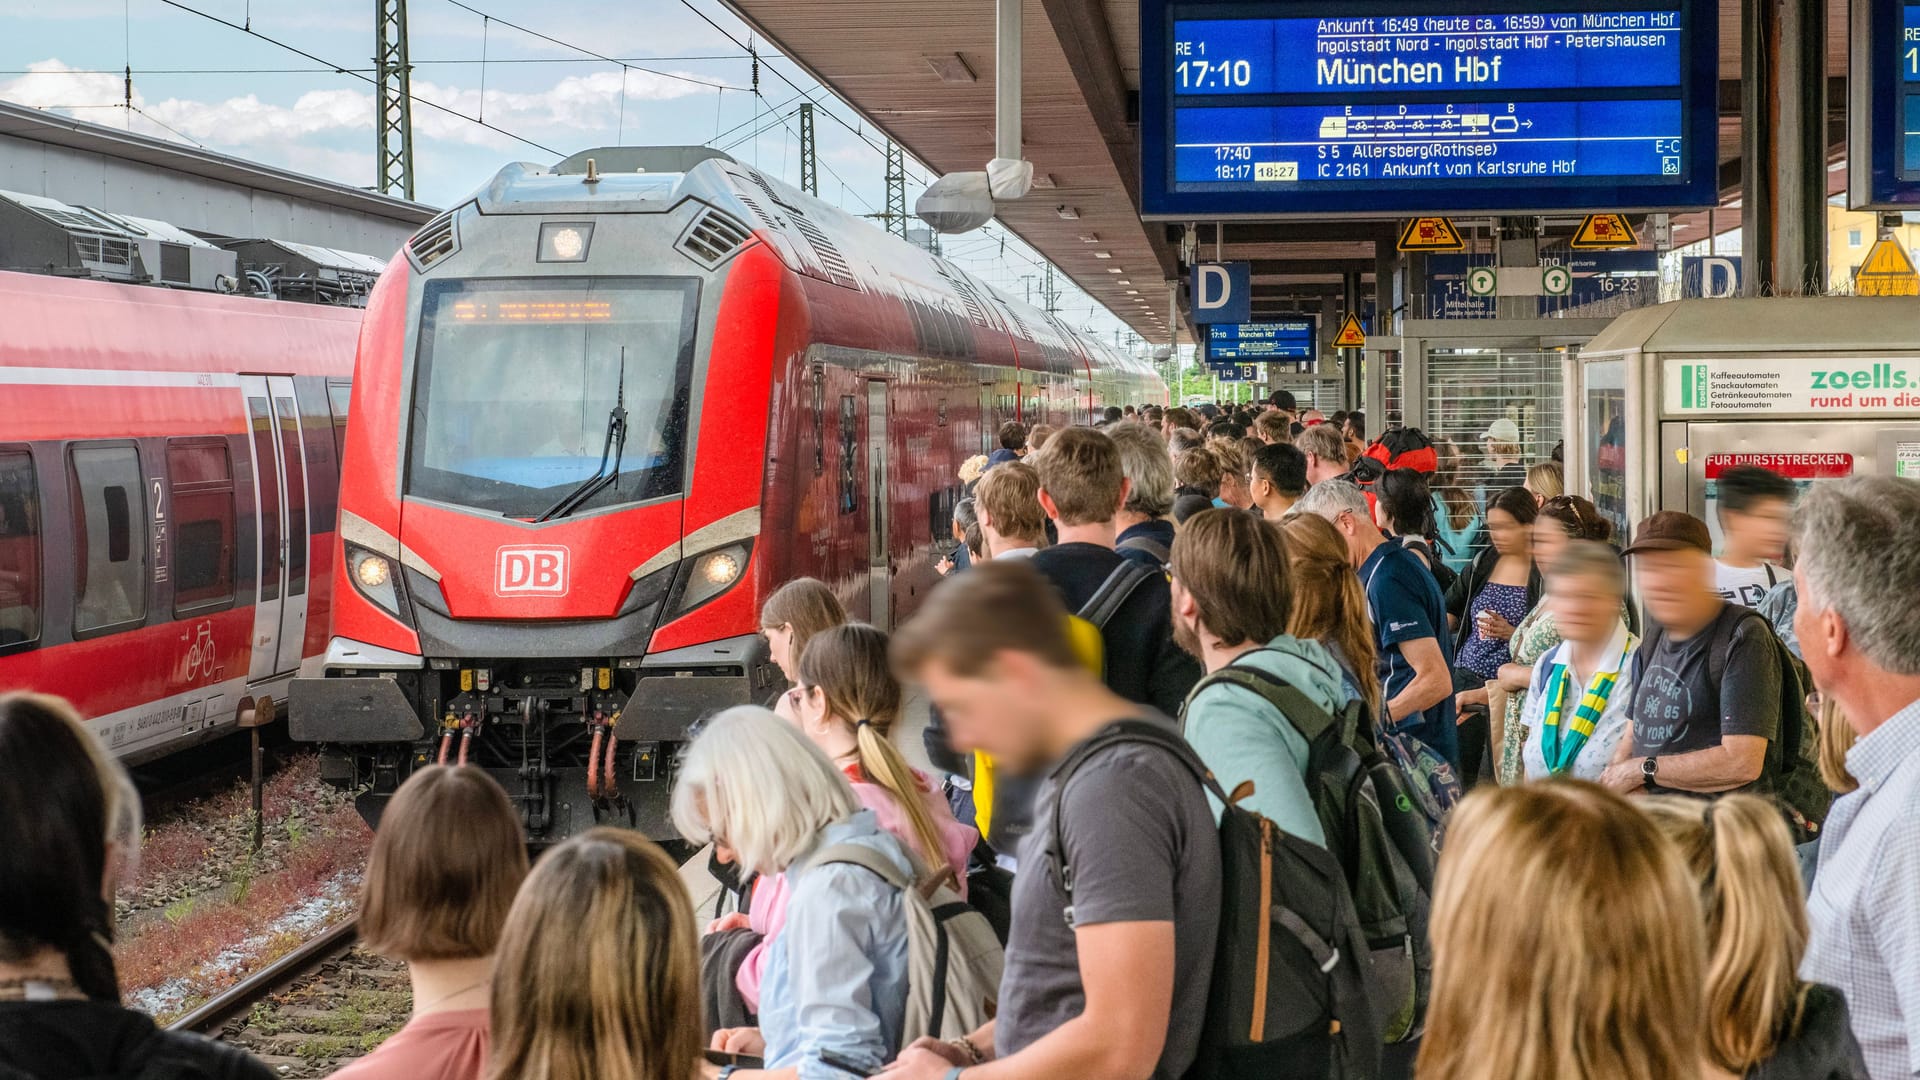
[1365,428,1438,474]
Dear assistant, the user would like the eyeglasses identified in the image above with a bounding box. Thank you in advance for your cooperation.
[1806,689,1825,715]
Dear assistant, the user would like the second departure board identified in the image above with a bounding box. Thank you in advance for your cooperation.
[1849,1,1920,207]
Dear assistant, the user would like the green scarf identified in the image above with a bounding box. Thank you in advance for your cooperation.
[1539,634,1636,775]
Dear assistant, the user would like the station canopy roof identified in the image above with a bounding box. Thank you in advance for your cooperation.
[722,0,1850,341]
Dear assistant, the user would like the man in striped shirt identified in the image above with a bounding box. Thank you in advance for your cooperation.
[1796,477,1920,1079]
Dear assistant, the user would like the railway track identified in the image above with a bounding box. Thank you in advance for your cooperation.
[167,919,361,1036]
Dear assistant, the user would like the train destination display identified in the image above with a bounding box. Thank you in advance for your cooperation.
[1140,2,1718,217]
[1208,320,1317,360]
[1848,1,1920,206]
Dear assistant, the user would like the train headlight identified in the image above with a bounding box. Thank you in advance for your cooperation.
[538,221,593,262]
[672,542,752,615]
[701,551,741,587]
[355,553,392,588]
[345,543,406,620]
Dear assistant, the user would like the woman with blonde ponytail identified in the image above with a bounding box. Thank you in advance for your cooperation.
[1643,796,1868,1080]
[795,623,976,886]
[727,623,977,1016]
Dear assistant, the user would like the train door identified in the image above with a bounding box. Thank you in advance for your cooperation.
[979,383,994,455]
[1661,419,1920,550]
[240,375,312,682]
[866,379,891,627]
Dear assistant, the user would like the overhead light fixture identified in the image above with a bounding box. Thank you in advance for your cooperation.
[1125,289,1139,295]
[1078,233,1099,243]
[925,53,978,83]
[1055,205,1080,220]
[1093,251,1112,259]
[1116,279,1131,285]
[1106,267,1123,273]
[1031,173,1058,189]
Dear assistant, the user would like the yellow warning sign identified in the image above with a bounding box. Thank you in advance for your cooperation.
[1397,217,1466,253]
[1570,213,1637,249]
[1856,237,1920,297]
[1332,313,1367,349]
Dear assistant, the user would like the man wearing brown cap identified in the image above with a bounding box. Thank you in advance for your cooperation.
[1599,510,1784,797]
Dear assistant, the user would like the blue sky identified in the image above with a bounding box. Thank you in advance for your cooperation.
[0,0,1139,344]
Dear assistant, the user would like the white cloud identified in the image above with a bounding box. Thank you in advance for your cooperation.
[0,59,711,156]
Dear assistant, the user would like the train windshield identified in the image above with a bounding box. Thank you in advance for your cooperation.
[407,277,700,517]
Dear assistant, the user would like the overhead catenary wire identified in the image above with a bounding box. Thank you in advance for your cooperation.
[665,0,1127,325]
[149,0,564,157]
[128,103,207,147]
[124,0,1132,336]
[672,0,936,184]
[437,0,746,92]
[0,57,757,76]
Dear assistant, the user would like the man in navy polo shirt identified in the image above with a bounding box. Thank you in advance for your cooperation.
[1299,478,1460,767]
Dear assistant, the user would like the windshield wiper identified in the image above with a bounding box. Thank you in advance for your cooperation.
[534,348,627,522]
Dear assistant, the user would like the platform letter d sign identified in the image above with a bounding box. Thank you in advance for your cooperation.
[1190,261,1250,324]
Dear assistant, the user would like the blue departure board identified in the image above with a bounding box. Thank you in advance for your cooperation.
[1141,2,1720,217]
[1208,320,1317,359]
[1850,1,1920,206]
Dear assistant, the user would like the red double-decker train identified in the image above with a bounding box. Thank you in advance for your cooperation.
[291,146,1164,840]
[0,271,361,762]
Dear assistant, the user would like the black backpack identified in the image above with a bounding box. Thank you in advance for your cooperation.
[1116,533,1172,568]
[1635,607,1831,840]
[1179,660,1436,1045]
[1050,720,1382,1080]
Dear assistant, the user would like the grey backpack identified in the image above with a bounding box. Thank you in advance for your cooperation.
[811,843,1005,1042]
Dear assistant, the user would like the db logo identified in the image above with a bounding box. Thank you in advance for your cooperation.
[496,546,569,597]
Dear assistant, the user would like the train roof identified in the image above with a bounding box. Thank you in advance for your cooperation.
[462,146,1158,380]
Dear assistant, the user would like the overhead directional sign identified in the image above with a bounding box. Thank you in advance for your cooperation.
[1849,1,1920,207]
[1429,252,1658,316]
[1212,363,1264,382]
[1139,0,1720,218]
[1570,213,1639,248]
[1332,313,1367,348]
[1208,319,1318,359]
[1398,216,1466,252]
[1856,236,1920,296]
[1191,261,1252,323]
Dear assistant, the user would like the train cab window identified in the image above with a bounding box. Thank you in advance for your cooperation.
[0,450,41,648]
[168,440,237,615]
[407,277,701,518]
[70,444,147,635]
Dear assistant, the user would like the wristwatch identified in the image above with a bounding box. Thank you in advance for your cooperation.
[1642,755,1659,787]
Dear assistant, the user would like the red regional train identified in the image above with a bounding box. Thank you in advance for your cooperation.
[0,271,361,762]
[290,145,1165,841]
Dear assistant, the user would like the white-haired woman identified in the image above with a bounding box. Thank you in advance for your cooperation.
[674,706,914,1080]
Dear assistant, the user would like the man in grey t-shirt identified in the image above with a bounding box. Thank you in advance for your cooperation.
[888,560,1223,1080]
[999,737,1220,1076]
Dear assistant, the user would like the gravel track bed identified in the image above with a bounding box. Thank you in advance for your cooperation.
[213,946,412,1076]
[119,754,373,1025]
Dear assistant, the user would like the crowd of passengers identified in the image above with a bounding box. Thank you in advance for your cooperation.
[5,393,1920,1080]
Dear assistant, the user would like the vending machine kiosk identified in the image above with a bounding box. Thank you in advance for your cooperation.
[1569,298,1920,542]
